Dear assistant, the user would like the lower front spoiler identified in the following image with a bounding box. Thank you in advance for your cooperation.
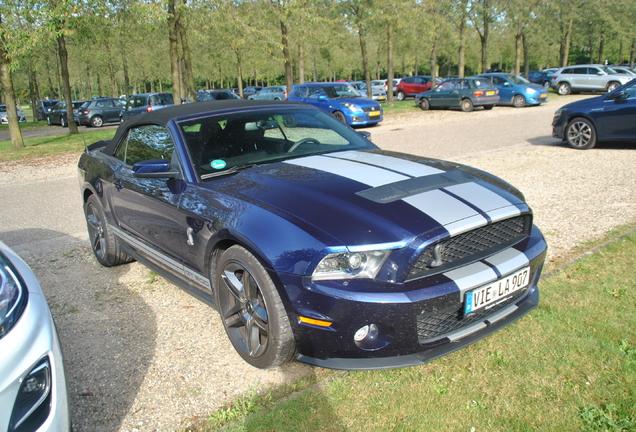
[296,286,539,371]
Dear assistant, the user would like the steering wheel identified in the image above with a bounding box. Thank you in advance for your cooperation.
[287,138,321,152]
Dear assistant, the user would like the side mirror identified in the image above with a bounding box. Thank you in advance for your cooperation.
[317,95,328,101]
[609,90,628,100]
[357,131,372,141]
[133,159,179,179]
[503,82,512,87]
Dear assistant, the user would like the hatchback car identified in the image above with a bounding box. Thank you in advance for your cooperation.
[475,73,548,107]
[121,92,174,121]
[396,76,443,100]
[415,77,500,112]
[288,82,383,126]
[46,100,85,127]
[196,89,243,101]
[0,241,71,431]
[34,100,59,121]
[350,82,388,102]
[77,97,126,127]
[247,86,288,101]
[242,86,264,99]
[0,105,27,124]
[552,78,636,149]
[78,100,546,370]
[522,71,553,88]
[550,65,634,95]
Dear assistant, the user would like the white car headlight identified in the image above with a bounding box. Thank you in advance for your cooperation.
[341,102,362,112]
[312,250,391,281]
[0,253,28,339]
[526,88,537,95]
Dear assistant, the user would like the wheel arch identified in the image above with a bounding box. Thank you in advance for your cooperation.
[565,114,600,137]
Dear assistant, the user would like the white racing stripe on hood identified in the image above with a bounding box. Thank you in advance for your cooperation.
[329,151,445,177]
[403,189,489,235]
[285,155,409,187]
[443,182,521,222]
[443,262,498,296]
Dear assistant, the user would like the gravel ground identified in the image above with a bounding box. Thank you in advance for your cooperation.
[1,100,635,431]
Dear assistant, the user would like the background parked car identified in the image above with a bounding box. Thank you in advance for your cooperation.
[46,100,85,127]
[34,99,59,121]
[521,71,554,88]
[242,86,263,99]
[0,104,27,124]
[288,82,383,126]
[78,97,126,127]
[0,240,71,432]
[550,64,634,95]
[552,78,636,149]
[382,78,401,95]
[415,77,500,112]
[607,66,636,77]
[121,92,174,121]
[350,82,387,102]
[247,86,288,100]
[396,76,442,100]
[475,73,548,107]
[196,89,243,101]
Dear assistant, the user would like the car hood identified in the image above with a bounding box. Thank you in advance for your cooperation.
[208,150,527,248]
[328,97,379,107]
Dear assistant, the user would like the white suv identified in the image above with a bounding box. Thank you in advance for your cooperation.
[550,64,634,95]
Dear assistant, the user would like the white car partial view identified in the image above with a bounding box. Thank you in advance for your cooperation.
[0,241,71,431]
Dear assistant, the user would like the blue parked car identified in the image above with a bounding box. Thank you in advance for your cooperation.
[552,78,636,149]
[475,73,548,107]
[288,82,383,126]
[121,92,174,121]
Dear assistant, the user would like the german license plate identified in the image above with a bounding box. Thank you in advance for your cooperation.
[486,91,495,95]
[378,96,386,101]
[369,111,380,117]
[540,93,548,98]
[464,267,530,314]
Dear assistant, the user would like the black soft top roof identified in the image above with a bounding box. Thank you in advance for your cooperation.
[103,100,306,156]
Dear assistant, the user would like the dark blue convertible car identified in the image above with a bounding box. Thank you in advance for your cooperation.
[78,100,547,370]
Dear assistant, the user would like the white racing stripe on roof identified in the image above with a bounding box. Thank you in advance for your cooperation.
[329,151,445,177]
[403,189,488,233]
[285,155,409,187]
[444,182,520,221]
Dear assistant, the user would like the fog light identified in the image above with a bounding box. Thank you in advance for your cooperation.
[10,357,52,431]
[353,323,394,351]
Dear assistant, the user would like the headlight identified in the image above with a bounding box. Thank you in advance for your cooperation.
[0,252,28,339]
[312,250,390,281]
[526,88,537,95]
[341,102,362,112]
[553,109,563,121]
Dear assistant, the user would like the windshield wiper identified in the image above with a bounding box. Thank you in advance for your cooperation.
[201,164,258,180]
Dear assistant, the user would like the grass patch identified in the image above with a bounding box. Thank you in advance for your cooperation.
[381,99,420,114]
[0,129,116,162]
[194,229,636,431]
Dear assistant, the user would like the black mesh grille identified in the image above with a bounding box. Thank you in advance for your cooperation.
[407,215,529,280]
[416,289,527,343]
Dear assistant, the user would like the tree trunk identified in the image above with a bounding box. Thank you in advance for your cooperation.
[598,31,605,64]
[522,32,529,77]
[57,33,79,134]
[179,19,196,102]
[120,43,130,98]
[514,29,521,74]
[28,63,38,123]
[559,18,573,67]
[386,20,394,106]
[0,25,24,148]
[298,41,305,84]
[280,20,293,94]
[235,49,244,98]
[168,0,183,103]
[630,39,635,68]
[357,24,371,98]
[429,36,439,90]
[458,19,466,77]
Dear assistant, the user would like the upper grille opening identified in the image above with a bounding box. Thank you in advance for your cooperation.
[407,215,530,280]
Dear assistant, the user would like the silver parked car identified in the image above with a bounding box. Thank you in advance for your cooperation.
[0,241,71,431]
[247,86,288,101]
[0,105,27,124]
[350,82,388,102]
[550,64,634,95]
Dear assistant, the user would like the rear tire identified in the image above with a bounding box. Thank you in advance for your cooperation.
[557,82,571,95]
[606,82,620,92]
[216,245,296,369]
[512,94,526,108]
[90,116,104,127]
[460,98,474,112]
[61,116,66,128]
[566,117,597,150]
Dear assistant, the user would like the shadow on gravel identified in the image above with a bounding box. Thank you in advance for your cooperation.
[22,242,156,432]
[528,136,636,150]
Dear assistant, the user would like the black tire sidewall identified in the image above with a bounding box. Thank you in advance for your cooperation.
[566,117,597,150]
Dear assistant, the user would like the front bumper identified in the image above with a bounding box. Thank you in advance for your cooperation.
[284,225,547,370]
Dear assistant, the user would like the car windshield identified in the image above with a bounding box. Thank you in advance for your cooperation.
[507,75,531,85]
[0,105,5,112]
[323,85,362,98]
[42,101,57,108]
[178,107,376,181]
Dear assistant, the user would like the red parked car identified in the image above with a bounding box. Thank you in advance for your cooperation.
[396,76,443,100]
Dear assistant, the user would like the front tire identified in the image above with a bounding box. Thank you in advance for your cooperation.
[332,111,347,124]
[84,195,134,266]
[216,246,296,369]
[397,90,406,101]
[90,116,104,127]
[566,117,597,150]
[557,82,571,95]
[460,98,474,112]
[512,94,526,108]
[419,98,430,111]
